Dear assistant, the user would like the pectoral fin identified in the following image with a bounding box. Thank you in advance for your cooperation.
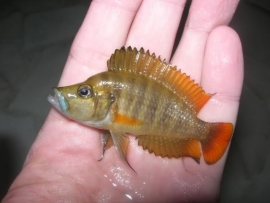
[136,135,201,163]
[114,113,142,126]
[110,131,136,172]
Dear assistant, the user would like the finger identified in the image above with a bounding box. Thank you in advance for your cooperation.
[199,26,244,125]
[59,0,142,85]
[126,0,186,60]
[171,0,240,82]
[182,26,243,181]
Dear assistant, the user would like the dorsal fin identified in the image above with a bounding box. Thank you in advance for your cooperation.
[107,47,211,113]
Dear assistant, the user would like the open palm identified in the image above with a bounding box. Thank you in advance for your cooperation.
[3,0,243,202]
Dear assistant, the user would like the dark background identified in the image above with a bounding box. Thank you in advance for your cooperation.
[0,0,270,202]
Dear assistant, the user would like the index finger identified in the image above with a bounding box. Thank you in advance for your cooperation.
[59,0,142,86]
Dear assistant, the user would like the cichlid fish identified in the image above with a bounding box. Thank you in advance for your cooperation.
[48,47,233,169]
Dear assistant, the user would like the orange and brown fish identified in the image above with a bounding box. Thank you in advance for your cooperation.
[48,47,233,169]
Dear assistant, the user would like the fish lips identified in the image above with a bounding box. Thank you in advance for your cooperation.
[48,88,69,113]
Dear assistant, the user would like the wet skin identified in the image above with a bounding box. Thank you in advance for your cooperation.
[3,0,243,202]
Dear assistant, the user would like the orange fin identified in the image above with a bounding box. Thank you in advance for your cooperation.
[114,113,142,126]
[110,131,136,172]
[201,123,233,164]
[136,135,201,163]
[107,47,211,113]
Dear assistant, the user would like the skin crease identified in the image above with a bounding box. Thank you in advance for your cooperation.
[3,0,243,202]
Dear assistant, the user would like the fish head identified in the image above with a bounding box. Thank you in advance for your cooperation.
[48,77,115,123]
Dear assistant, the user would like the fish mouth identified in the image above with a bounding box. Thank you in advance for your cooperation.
[47,88,69,113]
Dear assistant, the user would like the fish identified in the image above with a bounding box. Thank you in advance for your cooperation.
[48,47,233,170]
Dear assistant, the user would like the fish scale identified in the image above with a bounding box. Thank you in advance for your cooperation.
[106,71,208,139]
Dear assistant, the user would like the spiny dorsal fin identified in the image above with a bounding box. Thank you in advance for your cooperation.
[107,47,211,113]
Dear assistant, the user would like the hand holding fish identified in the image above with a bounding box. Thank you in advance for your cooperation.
[3,0,243,202]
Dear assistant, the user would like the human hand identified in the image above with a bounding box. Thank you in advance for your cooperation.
[3,0,243,202]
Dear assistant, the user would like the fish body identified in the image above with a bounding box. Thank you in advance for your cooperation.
[84,71,206,136]
[48,47,233,167]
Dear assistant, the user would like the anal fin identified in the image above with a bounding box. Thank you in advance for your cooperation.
[136,135,201,163]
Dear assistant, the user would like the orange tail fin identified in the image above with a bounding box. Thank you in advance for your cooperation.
[201,123,233,164]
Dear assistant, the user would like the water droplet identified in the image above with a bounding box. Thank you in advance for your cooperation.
[125,194,132,200]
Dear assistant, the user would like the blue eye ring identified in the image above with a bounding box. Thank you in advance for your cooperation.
[78,85,92,98]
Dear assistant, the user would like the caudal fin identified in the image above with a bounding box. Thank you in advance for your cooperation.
[201,123,233,164]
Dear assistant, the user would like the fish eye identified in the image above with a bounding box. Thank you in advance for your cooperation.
[78,85,93,98]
